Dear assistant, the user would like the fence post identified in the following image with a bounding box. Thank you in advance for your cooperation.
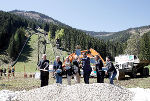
[24,65,27,78]
[8,66,9,79]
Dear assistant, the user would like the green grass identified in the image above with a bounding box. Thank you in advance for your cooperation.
[1,73,150,91]
[0,73,40,91]
[14,34,39,72]
[11,33,68,73]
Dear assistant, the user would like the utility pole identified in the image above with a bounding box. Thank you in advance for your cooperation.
[43,33,46,54]
[38,34,40,63]
[36,27,47,63]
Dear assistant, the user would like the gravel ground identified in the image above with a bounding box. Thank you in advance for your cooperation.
[1,75,150,101]
[129,88,150,101]
[0,83,134,101]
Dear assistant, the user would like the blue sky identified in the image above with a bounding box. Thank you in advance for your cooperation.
[1,0,150,32]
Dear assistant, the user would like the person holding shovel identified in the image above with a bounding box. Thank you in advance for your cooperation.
[38,54,49,87]
[105,56,117,84]
[95,55,104,83]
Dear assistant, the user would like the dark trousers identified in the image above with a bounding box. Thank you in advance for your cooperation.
[0,72,2,76]
[83,73,90,84]
[40,73,49,87]
[109,72,117,84]
[41,76,49,87]
[97,71,105,83]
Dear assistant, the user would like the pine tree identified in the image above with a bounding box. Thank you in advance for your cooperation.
[49,24,58,38]
[139,32,150,60]
[8,35,15,59]
[8,28,26,59]
[44,23,49,32]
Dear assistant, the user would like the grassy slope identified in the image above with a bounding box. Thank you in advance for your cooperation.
[14,34,38,72]
[13,33,68,72]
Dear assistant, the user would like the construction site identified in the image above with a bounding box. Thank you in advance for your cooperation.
[0,27,150,101]
[1,1,150,100]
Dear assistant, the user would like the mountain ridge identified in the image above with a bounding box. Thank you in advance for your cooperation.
[9,10,70,27]
[10,10,150,42]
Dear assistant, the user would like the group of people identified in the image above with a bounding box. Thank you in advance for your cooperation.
[0,67,15,77]
[0,68,6,76]
[38,53,117,87]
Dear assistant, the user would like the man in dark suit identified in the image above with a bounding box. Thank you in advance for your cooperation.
[81,53,92,84]
[38,54,49,87]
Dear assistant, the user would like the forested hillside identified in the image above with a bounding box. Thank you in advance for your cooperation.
[0,10,150,65]
[0,10,125,64]
[10,10,126,57]
[88,25,150,43]
[124,32,150,61]
[0,11,43,64]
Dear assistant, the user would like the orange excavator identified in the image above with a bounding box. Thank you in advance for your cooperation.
[63,48,105,67]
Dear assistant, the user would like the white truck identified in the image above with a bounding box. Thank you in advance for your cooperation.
[115,55,150,79]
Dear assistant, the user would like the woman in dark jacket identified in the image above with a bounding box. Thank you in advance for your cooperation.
[95,55,104,83]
